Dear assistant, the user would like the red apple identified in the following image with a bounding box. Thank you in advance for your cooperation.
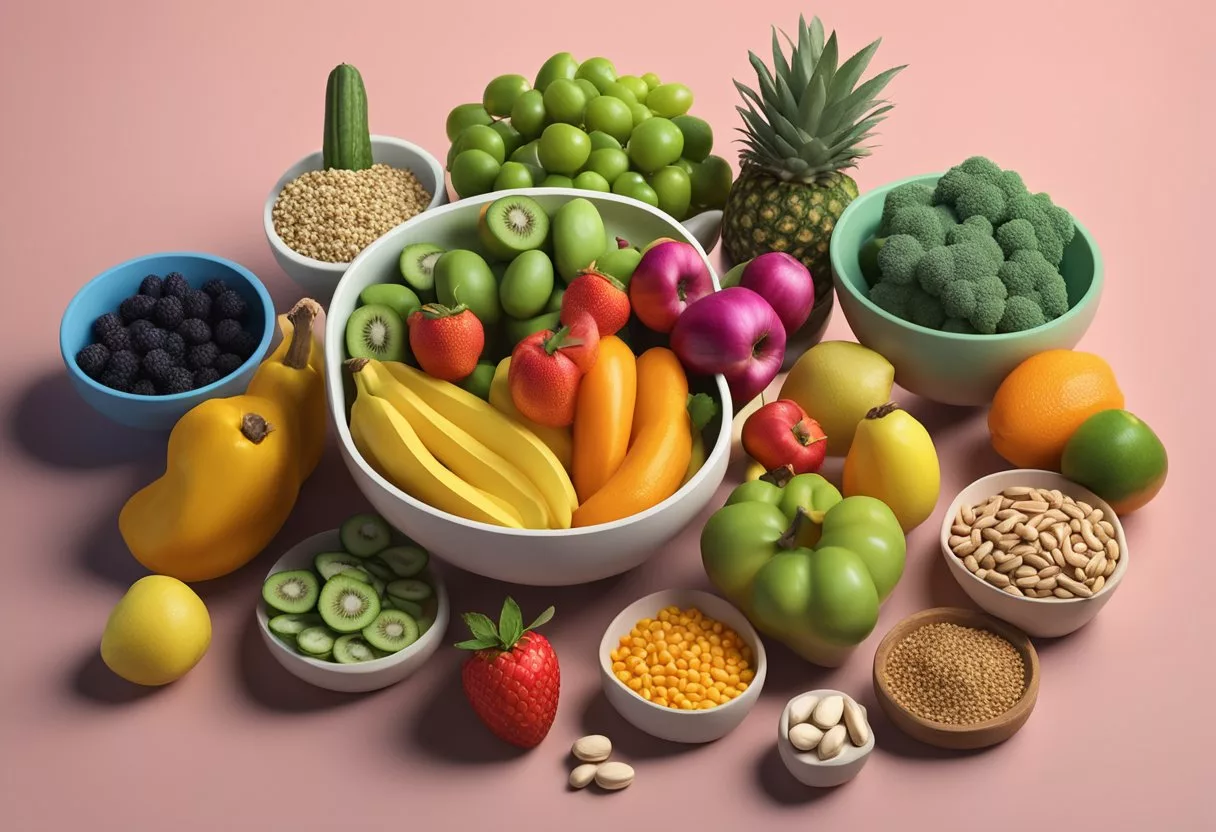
[741,399,827,474]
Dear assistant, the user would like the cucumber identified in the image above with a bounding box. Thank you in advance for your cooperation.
[323,63,373,171]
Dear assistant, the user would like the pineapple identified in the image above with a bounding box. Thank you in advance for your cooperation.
[722,16,906,334]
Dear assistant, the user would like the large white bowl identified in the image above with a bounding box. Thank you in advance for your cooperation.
[597,589,766,744]
[940,469,1129,638]
[325,188,732,586]
[256,530,449,693]
[264,135,448,307]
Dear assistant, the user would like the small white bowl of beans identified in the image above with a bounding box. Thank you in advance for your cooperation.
[778,689,874,788]
[940,469,1129,638]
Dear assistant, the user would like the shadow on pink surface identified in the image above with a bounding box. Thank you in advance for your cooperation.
[235,613,367,712]
[71,651,168,705]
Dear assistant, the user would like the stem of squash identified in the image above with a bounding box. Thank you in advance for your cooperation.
[284,298,322,370]
[241,413,273,444]
[760,465,795,487]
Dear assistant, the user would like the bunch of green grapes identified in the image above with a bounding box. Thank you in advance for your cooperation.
[444,52,733,221]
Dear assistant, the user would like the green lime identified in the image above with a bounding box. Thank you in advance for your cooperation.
[434,249,500,325]
[489,120,524,160]
[641,72,661,90]
[542,174,575,188]
[671,115,712,162]
[459,362,497,401]
[534,52,579,92]
[628,117,684,174]
[1060,409,1168,515]
[612,172,659,207]
[601,82,638,106]
[573,171,611,192]
[575,79,600,103]
[510,89,547,140]
[543,78,587,125]
[483,74,530,117]
[538,123,591,176]
[616,75,650,104]
[499,249,555,319]
[689,154,733,209]
[445,103,492,142]
[630,103,653,129]
[450,149,500,198]
[584,148,630,185]
[584,96,633,144]
[672,158,695,175]
[454,124,505,165]
[648,165,692,220]
[576,57,618,92]
[646,83,693,118]
[589,131,623,152]
[494,161,535,190]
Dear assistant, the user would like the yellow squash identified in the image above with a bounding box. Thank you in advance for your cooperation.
[842,402,940,532]
[118,298,327,582]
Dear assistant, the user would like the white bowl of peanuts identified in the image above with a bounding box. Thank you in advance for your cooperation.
[597,589,767,744]
[940,469,1129,638]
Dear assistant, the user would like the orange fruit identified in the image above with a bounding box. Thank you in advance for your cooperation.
[987,350,1124,470]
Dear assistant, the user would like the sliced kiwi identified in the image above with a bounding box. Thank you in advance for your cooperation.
[384,597,424,619]
[318,574,382,633]
[479,195,550,260]
[362,609,420,654]
[315,551,365,580]
[359,283,422,323]
[262,569,319,614]
[399,242,446,293]
[416,615,435,635]
[333,634,382,664]
[377,545,429,578]
[345,304,406,362]
[296,626,337,656]
[360,558,396,582]
[340,513,393,557]
[268,613,323,637]
[385,578,432,603]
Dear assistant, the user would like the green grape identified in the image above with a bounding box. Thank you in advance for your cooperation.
[543,78,587,125]
[601,82,638,106]
[690,155,733,209]
[585,148,630,184]
[612,171,646,193]
[542,174,575,187]
[671,115,712,163]
[490,120,524,160]
[573,171,611,192]
[576,57,618,93]
[534,52,579,91]
[510,139,543,167]
[574,78,601,102]
[613,174,659,208]
[454,124,506,165]
[494,161,535,190]
[641,72,661,90]
[646,83,693,118]
[648,166,692,220]
[510,89,547,140]
[584,96,633,144]
[630,103,652,129]
[616,75,650,104]
[589,131,623,151]
[627,117,683,173]
[538,123,591,176]
[450,149,501,198]
[483,74,531,117]
[672,158,695,175]
[445,103,492,142]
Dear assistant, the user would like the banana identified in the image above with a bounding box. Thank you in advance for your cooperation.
[382,359,577,529]
[842,402,941,533]
[488,358,573,472]
[354,359,552,529]
[348,369,524,529]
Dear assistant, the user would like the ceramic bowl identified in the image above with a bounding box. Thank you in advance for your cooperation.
[777,690,875,788]
[326,188,732,586]
[597,589,766,744]
[256,529,449,694]
[59,251,275,431]
[872,607,1040,750]
[829,172,1104,406]
[264,135,448,307]
[940,469,1129,638]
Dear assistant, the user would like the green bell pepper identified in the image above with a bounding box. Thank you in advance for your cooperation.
[700,467,907,667]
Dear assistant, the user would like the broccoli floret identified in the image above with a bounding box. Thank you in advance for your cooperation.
[1039,275,1070,319]
[970,292,1006,334]
[951,241,1001,282]
[997,295,1047,333]
[995,169,1027,202]
[1006,193,1065,266]
[995,218,1038,257]
[999,249,1057,296]
[955,180,1008,225]
[868,281,914,319]
[933,159,1009,225]
[944,216,1004,265]
[907,287,947,329]
[942,317,978,334]
[998,259,1036,296]
[933,203,958,231]
[879,183,935,235]
[958,156,1003,181]
[915,246,954,296]
[876,234,925,285]
[932,169,974,205]
[943,275,1006,330]
[889,205,949,249]
[939,279,976,319]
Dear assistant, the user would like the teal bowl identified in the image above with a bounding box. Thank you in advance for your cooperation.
[829,173,1103,406]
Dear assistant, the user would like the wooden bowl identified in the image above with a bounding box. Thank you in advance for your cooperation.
[871,607,1040,750]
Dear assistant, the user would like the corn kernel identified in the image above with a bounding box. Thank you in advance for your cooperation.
[687,669,701,683]
[612,661,626,672]
[616,670,631,683]
[628,677,642,690]
[740,669,755,683]
[727,674,740,686]
[680,699,695,710]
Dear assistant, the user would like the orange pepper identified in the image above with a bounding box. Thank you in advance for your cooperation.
[571,347,691,527]
[572,335,637,503]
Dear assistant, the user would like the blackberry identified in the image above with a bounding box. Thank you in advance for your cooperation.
[213,290,247,321]
[141,349,175,384]
[213,353,243,376]
[99,371,133,393]
[202,278,230,299]
[75,343,110,379]
[163,273,190,299]
[182,289,211,321]
[129,324,167,355]
[187,342,219,370]
[128,318,154,336]
[192,367,221,389]
[100,324,131,353]
[120,294,157,323]
[92,312,123,341]
[163,331,186,362]
[131,378,158,396]
[154,295,184,330]
[230,330,259,359]
[213,318,243,350]
[138,275,164,298]
[177,318,211,345]
[162,366,195,395]
[107,349,141,383]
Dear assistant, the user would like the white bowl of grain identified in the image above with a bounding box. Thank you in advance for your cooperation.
[940,469,1129,638]
[264,135,448,307]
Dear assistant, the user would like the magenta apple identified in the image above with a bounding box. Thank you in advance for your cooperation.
[627,240,714,333]
[739,252,815,337]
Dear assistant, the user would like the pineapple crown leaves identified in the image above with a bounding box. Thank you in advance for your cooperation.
[732,14,907,181]
[455,597,554,653]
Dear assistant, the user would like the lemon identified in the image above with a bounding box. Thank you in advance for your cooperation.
[100,575,212,686]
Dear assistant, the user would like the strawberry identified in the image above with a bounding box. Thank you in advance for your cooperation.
[407,303,484,381]
[456,598,559,750]
[508,313,598,427]
[561,266,631,336]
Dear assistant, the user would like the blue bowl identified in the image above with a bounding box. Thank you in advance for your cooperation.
[59,251,276,431]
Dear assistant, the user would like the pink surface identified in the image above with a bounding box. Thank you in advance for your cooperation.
[1,0,1211,828]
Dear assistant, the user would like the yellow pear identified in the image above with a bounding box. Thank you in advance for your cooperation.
[100,575,211,686]
[779,341,894,457]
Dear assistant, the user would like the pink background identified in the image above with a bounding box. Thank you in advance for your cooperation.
[2,0,1211,828]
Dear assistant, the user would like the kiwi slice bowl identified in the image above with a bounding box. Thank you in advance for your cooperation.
[255,518,449,694]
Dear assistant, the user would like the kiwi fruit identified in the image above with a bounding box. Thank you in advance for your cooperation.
[359,558,396,582]
[314,551,365,580]
[262,569,319,614]
[296,626,337,656]
[318,574,381,633]
[362,609,421,654]
[268,613,323,638]
[385,578,432,603]
[340,513,393,556]
[345,304,406,363]
[384,597,424,619]
[478,195,550,260]
[333,634,381,664]
[359,283,422,322]
[399,242,446,293]
[377,545,429,578]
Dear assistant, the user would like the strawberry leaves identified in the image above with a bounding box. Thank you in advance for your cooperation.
[455,597,555,653]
